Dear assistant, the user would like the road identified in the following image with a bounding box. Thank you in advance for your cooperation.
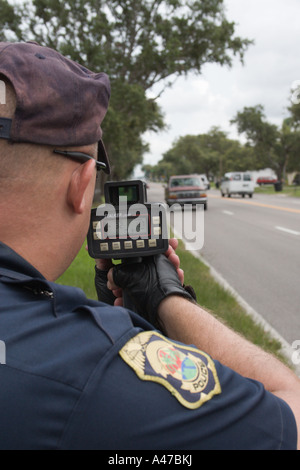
[147,182,300,347]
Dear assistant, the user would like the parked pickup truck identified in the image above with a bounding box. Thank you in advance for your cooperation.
[165,174,208,210]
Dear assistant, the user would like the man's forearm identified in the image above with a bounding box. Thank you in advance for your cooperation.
[158,295,300,396]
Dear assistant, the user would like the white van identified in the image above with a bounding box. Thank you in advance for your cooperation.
[220,172,255,198]
[199,174,210,190]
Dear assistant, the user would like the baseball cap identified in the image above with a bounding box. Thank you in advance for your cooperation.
[0,41,111,173]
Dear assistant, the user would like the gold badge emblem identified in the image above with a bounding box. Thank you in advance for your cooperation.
[120,331,221,409]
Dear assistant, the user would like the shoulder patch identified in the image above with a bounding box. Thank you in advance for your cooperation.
[119,331,221,409]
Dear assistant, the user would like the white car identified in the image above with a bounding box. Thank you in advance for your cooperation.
[220,172,255,198]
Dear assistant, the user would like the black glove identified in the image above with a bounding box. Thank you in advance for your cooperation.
[112,254,196,329]
[95,266,116,305]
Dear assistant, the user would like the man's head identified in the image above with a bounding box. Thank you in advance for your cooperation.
[0,42,111,280]
[0,41,110,167]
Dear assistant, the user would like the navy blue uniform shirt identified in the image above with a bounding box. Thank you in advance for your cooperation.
[0,241,297,449]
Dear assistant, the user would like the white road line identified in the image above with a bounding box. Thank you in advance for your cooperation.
[222,210,234,216]
[275,226,300,236]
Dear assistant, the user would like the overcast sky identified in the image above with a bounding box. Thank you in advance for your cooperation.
[141,0,299,169]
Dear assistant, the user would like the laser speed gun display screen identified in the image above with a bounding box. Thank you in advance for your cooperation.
[107,182,141,206]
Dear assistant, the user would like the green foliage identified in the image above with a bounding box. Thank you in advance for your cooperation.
[280,118,300,174]
[0,0,21,41]
[147,107,300,182]
[231,105,300,180]
[288,97,300,129]
[104,80,165,180]
[149,126,256,179]
[56,242,97,300]
[0,0,252,180]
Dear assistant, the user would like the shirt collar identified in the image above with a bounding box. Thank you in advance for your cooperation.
[0,241,91,317]
[0,241,45,280]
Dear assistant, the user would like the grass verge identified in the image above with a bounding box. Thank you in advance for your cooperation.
[57,243,98,300]
[254,184,300,197]
[56,238,287,363]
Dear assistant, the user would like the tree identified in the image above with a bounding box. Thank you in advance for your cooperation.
[162,134,202,175]
[1,0,252,180]
[281,118,300,175]
[143,160,173,181]
[287,99,300,173]
[231,105,300,181]
[0,0,21,41]
[196,127,230,177]
[222,140,256,174]
[153,127,253,179]
[231,105,280,174]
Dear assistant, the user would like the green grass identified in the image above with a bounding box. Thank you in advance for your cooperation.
[211,182,300,197]
[56,238,287,363]
[255,184,300,197]
[57,242,98,300]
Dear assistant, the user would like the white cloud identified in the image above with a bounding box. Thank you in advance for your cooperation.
[142,0,300,166]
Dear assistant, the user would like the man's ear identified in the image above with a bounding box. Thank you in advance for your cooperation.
[67,159,96,214]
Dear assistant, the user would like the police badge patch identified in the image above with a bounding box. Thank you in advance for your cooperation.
[119,331,221,409]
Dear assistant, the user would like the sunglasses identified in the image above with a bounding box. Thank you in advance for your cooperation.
[53,149,107,173]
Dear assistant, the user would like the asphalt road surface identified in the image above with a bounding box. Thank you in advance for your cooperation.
[147,183,300,348]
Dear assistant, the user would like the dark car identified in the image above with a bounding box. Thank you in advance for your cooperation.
[165,174,207,210]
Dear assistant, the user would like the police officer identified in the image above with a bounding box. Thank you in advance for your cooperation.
[0,42,299,450]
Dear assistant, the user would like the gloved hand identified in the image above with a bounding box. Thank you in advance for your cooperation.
[111,254,196,329]
[94,266,116,305]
